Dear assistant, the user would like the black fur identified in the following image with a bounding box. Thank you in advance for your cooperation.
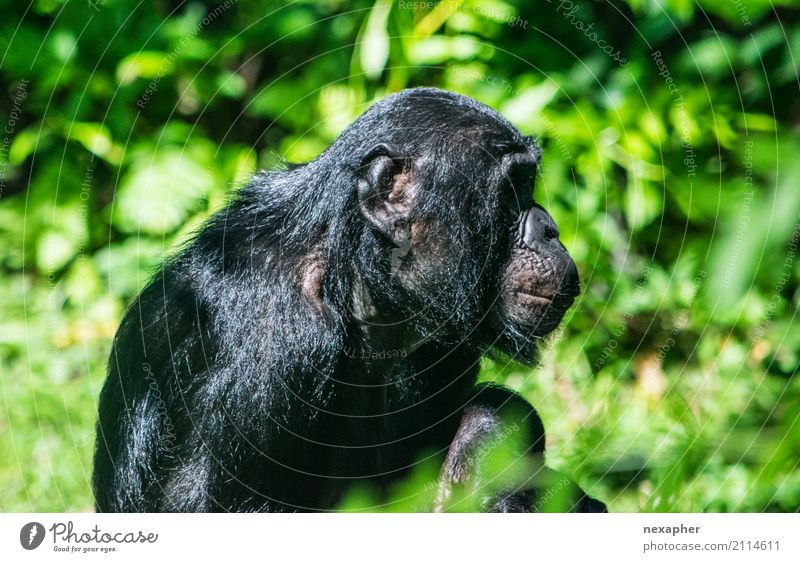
[93,87,603,512]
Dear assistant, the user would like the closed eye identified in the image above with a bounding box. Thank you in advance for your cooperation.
[489,139,527,157]
[504,154,537,198]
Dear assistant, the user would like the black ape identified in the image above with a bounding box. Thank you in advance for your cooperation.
[93,88,605,512]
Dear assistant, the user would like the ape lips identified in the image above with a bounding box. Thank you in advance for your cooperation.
[93,87,600,513]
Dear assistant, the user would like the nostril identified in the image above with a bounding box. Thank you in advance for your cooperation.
[519,205,561,248]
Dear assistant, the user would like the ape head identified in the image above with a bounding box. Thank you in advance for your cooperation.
[325,88,579,363]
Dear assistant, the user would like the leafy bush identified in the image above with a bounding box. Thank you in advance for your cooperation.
[0,0,798,512]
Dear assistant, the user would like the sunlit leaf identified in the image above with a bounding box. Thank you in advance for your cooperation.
[407,36,489,65]
[112,149,214,235]
[625,179,664,230]
[36,230,77,273]
[360,0,392,80]
[66,122,123,164]
[9,127,44,165]
[116,51,172,85]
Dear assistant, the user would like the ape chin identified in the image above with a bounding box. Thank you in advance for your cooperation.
[93,87,605,513]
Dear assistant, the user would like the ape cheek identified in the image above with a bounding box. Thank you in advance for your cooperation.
[403,221,469,282]
[409,220,447,265]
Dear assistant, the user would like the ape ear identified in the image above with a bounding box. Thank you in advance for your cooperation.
[356,143,413,245]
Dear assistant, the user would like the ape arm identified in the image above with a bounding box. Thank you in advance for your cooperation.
[434,384,606,513]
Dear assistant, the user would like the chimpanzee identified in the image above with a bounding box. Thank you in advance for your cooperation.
[93,87,606,513]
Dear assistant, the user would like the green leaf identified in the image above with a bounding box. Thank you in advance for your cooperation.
[66,122,122,164]
[625,179,664,231]
[9,127,45,165]
[407,36,489,65]
[50,29,76,62]
[230,146,257,187]
[63,259,102,304]
[360,0,392,80]
[216,71,247,98]
[501,82,559,129]
[116,51,172,85]
[36,230,78,273]
[33,203,87,273]
[280,136,327,163]
[93,239,165,297]
[112,149,214,235]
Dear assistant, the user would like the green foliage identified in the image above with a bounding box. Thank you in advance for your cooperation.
[0,0,798,512]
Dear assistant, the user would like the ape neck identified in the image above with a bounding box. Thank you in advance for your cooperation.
[350,277,428,361]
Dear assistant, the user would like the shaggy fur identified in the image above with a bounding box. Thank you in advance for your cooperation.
[93,88,602,512]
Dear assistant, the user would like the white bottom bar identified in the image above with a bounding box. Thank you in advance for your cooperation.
[2,513,797,561]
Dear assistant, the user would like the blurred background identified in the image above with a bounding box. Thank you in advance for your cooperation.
[0,0,798,512]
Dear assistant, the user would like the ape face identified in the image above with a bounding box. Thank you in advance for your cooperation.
[348,88,579,362]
